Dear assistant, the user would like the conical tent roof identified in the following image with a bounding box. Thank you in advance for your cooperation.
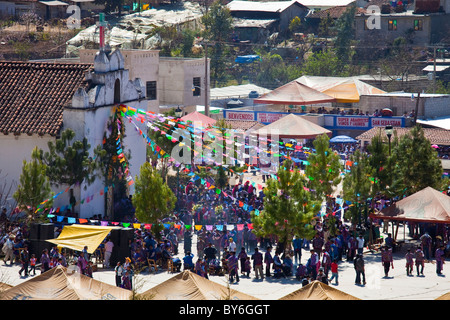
[0,266,132,300]
[371,187,450,223]
[296,75,385,103]
[279,280,361,300]
[139,270,259,300]
[253,80,336,105]
[253,113,331,139]
[436,292,450,300]
[181,111,217,127]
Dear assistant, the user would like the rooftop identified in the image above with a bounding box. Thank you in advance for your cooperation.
[356,126,450,145]
[0,61,92,136]
[227,0,305,13]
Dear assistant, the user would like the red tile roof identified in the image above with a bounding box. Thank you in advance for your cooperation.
[0,61,92,136]
[308,5,366,19]
[356,126,450,146]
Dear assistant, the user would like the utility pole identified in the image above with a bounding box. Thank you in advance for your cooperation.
[204,0,209,117]
[205,42,209,117]
[414,92,420,124]
[433,46,437,93]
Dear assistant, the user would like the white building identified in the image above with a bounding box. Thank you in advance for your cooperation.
[0,47,148,219]
[79,49,210,114]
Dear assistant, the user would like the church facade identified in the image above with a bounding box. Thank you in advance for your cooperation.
[0,47,148,219]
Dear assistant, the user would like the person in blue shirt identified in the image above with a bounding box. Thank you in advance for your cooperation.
[183,251,194,271]
[292,236,302,266]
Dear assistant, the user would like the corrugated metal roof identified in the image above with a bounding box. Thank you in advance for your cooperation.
[211,84,271,100]
[232,17,278,28]
[227,0,301,13]
[297,0,355,7]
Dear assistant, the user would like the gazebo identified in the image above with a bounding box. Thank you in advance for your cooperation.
[252,113,332,140]
[180,111,217,128]
[370,187,450,240]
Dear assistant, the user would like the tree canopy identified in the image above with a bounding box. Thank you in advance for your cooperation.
[13,146,53,220]
[133,162,176,231]
[251,159,319,248]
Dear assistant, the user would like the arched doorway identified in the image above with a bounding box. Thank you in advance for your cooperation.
[114,79,120,104]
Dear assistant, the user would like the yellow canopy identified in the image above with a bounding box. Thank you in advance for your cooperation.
[296,75,386,103]
[46,224,120,254]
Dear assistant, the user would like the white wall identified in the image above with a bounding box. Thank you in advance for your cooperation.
[0,134,53,211]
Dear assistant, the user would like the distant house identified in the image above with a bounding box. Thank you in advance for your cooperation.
[297,0,356,11]
[305,5,364,33]
[227,0,309,42]
[0,0,68,19]
[355,0,450,46]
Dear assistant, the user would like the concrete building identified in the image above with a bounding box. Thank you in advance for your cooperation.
[79,49,210,114]
[358,92,450,118]
[355,0,450,46]
[227,0,309,41]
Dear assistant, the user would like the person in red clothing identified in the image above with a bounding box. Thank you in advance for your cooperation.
[328,259,339,285]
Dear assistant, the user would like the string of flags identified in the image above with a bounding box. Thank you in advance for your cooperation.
[35,104,369,222]
[45,212,256,231]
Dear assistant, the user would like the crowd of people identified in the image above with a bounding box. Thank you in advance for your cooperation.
[303,107,417,118]
[0,141,449,293]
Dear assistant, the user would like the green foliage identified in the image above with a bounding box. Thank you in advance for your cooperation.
[215,166,228,190]
[289,16,302,33]
[342,150,374,224]
[251,160,319,245]
[333,4,356,63]
[93,111,129,197]
[133,162,176,224]
[318,12,335,37]
[304,134,342,202]
[300,49,349,77]
[255,52,302,88]
[41,129,96,188]
[390,125,443,196]
[366,133,391,194]
[13,147,53,219]
[201,0,233,87]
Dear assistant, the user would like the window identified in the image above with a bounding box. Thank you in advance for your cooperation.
[146,81,157,100]
[193,77,201,96]
[414,19,423,31]
[388,19,397,31]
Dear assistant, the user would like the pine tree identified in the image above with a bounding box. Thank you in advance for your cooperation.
[366,132,391,194]
[133,162,176,238]
[343,149,374,226]
[41,128,96,188]
[304,134,342,204]
[13,146,53,220]
[251,159,319,250]
[390,125,443,196]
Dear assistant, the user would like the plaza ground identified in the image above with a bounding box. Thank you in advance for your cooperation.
[1,224,449,300]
